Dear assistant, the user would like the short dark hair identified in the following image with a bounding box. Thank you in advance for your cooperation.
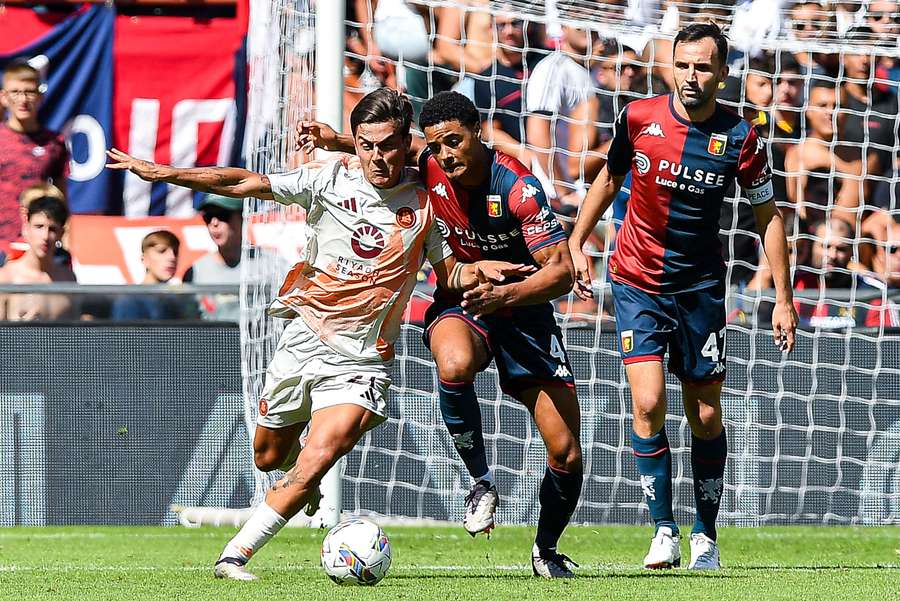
[349,87,413,137]
[27,195,68,226]
[419,91,481,131]
[673,23,729,66]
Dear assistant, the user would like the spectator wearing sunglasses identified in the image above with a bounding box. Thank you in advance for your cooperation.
[184,193,283,321]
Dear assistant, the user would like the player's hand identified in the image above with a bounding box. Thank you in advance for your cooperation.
[470,261,536,287]
[568,239,593,300]
[105,148,165,182]
[461,267,507,319]
[771,300,798,353]
[296,121,340,154]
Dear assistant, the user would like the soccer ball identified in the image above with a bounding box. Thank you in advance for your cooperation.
[320,518,392,585]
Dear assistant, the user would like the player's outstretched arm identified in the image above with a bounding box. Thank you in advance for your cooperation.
[568,165,625,299]
[106,148,274,200]
[752,199,798,353]
[433,256,537,292]
[460,241,574,319]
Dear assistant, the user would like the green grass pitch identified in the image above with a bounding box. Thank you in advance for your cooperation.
[0,525,896,600]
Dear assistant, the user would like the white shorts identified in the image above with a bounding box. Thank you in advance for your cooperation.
[256,317,391,429]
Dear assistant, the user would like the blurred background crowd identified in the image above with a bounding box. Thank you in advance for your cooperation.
[1,0,899,328]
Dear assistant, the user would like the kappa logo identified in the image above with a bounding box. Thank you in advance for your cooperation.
[634,151,651,175]
[640,474,657,501]
[350,224,386,259]
[755,135,765,154]
[643,122,665,138]
[554,365,572,378]
[432,182,449,199]
[520,183,539,203]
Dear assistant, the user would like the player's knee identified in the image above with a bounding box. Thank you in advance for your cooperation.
[548,443,582,474]
[253,448,284,472]
[632,395,665,425]
[436,351,478,382]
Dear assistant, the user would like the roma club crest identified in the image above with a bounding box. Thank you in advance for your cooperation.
[708,133,728,156]
[487,195,503,217]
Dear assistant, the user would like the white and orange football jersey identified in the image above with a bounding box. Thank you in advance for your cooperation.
[267,154,452,363]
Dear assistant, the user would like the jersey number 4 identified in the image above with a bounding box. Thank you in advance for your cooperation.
[701,327,727,365]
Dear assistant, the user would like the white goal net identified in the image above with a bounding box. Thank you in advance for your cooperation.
[237,0,900,527]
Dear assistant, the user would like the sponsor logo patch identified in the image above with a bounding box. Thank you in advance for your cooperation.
[350,224,386,259]
[634,151,651,175]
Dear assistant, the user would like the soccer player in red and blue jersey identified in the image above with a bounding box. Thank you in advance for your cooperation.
[569,24,798,570]
[419,92,582,578]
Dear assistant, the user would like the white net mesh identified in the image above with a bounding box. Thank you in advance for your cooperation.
[239,0,900,526]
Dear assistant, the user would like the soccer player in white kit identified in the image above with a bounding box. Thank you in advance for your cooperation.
[107,88,531,581]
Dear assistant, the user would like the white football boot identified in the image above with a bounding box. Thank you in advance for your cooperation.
[214,558,259,581]
[688,532,721,570]
[642,526,681,569]
[462,480,499,536]
[532,548,578,578]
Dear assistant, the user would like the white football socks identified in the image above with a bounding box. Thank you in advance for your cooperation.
[218,502,287,564]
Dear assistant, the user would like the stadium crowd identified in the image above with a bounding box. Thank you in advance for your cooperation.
[1,0,899,328]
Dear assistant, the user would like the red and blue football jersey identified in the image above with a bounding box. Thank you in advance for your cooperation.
[607,94,773,294]
[419,147,567,268]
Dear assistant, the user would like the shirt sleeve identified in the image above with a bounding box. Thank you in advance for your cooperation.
[266,159,339,210]
[509,175,567,253]
[424,216,453,265]
[736,126,774,205]
[524,59,557,113]
[606,107,634,176]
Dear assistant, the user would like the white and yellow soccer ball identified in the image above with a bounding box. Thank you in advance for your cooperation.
[320,518,392,585]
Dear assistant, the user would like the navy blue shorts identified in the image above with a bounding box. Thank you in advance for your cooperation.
[423,301,576,398]
[611,279,727,384]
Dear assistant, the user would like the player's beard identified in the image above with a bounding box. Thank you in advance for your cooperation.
[678,83,715,109]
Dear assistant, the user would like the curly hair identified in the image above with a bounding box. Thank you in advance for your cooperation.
[419,91,480,131]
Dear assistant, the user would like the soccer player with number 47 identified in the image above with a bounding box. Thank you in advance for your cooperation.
[569,23,798,571]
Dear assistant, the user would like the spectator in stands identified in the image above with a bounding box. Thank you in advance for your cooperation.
[784,81,863,226]
[796,218,864,289]
[593,38,640,144]
[0,59,68,256]
[864,0,900,82]
[0,196,78,321]
[841,27,898,193]
[835,1,866,35]
[772,52,804,141]
[111,230,196,320]
[525,20,602,203]
[183,194,241,320]
[789,1,838,75]
[472,12,543,162]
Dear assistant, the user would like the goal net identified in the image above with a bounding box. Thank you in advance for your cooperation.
[235,0,900,527]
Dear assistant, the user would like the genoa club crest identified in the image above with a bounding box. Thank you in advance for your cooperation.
[707,133,728,156]
[621,330,634,354]
[487,195,503,217]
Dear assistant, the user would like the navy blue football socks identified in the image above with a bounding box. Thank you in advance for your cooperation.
[632,428,678,534]
[438,379,490,481]
[691,430,727,540]
[535,464,583,551]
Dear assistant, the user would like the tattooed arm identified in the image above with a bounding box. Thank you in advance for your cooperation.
[106,148,274,200]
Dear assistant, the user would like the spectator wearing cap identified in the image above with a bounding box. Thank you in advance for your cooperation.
[184,194,283,321]
[0,59,68,254]
[111,230,197,320]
